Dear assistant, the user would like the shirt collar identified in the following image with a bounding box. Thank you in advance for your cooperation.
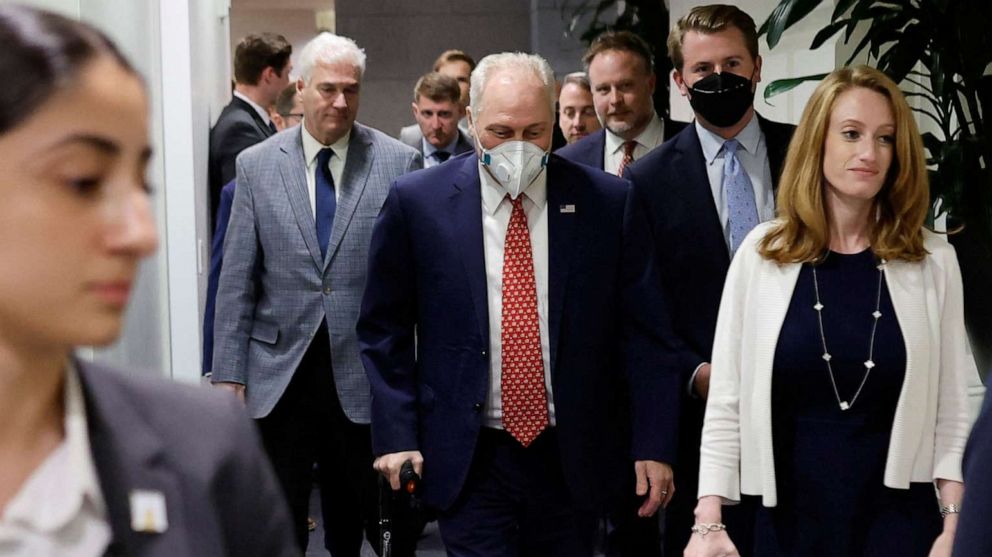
[479,157,548,216]
[696,112,761,165]
[423,133,460,158]
[605,112,664,154]
[302,124,351,168]
[233,90,272,126]
[2,361,106,532]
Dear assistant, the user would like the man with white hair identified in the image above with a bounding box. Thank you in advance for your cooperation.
[358,52,682,556]
[211,32,422,555]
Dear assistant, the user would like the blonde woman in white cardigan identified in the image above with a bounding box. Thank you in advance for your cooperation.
[685,66,977,557]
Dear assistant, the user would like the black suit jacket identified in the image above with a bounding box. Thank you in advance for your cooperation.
[554,118,687,169]
[208,96,274,228]
[954,391,992,556]
[78,361,296,556]
[623,114,794,552]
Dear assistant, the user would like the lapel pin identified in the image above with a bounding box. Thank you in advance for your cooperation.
[559,204,576,213]
[129,489,168,534]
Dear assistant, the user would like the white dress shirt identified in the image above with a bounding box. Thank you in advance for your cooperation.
[233,90,273,128]
[0,363,111,557]
[603,113,665,175]
[695,115,775,253]
[301,125,350,216]
[422,133,459,169]
[479,162,555,428]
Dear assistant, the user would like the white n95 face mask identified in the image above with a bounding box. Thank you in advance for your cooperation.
[480,140,550,199]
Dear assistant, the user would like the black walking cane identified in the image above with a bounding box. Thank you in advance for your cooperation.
[378,460,421,557]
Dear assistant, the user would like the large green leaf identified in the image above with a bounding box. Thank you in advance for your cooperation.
[810,18,852,49]
[763,73,830,100]
[762,0,826,49]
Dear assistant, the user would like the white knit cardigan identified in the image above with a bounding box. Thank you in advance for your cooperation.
[697,221,979,506]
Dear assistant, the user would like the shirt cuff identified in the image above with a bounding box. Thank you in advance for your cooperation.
[687,362,707,398]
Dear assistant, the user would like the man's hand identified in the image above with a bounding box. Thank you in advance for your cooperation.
[373,451,424,490]
[634,460,674,517]
[213,381,245,403]
[694,363,712,399]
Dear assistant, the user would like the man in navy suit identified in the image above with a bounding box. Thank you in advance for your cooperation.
[398,72,474,166]
[953,392,991,556]
[358,52,683,556]
[207,32,292,229]
[623,5,795,555]
[556,31,678,174]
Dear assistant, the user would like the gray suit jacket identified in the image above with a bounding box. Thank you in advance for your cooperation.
[79,360,295,556]
[398,124,474,157]
[212,122,422,422]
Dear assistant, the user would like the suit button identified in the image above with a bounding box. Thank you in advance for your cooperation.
[323,286,332,295]
[473,403,483,413]
[481,350,488,360]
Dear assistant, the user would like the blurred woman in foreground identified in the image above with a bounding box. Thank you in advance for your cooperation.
[0,5,295,556]
[686,65,977,557]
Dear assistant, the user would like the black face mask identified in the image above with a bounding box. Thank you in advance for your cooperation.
[688,71,755,128]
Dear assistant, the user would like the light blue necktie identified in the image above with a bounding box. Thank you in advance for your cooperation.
[315,147,336,260]
[723,139,759,253]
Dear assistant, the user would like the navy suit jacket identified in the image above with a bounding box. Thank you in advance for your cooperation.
[79,360,295,556]
[954,391,992,556]
[202,180,237,374]
[358,152,683,511]
[554,119,686,170]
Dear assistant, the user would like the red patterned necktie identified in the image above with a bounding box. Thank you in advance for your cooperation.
[617,140,637,177]
[500,194,549,447]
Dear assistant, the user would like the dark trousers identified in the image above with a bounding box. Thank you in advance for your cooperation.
[256,323,419,556]
[437,428,596,557]
[606,490,663,557]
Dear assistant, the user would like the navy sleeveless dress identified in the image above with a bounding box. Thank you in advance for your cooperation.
[750,248,941,556]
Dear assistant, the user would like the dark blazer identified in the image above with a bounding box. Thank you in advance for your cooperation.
[208,96,274,229]
[357,152,683,512]
[954,391,992,556]
[554,118,687,169]
[201,179,236,374]
[623,114,794,553]
[78,360,295,556]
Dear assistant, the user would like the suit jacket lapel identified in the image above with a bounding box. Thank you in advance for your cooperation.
[280,134,323,270]
[546,158,577,374]
[325,124,373,270]
[758,115,791,189]
[450,156,489,344]
[78,363,190,556]
[233,96,273,139]
[675,126,730,269]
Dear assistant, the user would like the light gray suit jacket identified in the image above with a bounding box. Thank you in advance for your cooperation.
[212,122,422,422]
[398,123,474,156]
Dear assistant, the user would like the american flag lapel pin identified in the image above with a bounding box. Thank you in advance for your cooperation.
[559,204,576,213]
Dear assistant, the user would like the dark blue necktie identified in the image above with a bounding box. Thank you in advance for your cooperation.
[433,150,451,163]
[315,148,336,259]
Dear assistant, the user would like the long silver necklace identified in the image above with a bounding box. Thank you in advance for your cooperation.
[811,256,885,411]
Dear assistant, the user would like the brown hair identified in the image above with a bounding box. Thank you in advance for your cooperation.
[413,72,461,104]
[561,71,591,92]
[668,4,758,71]
[433,49,476,72]
[582,30,653,75]
[759,65,929,263]
[233,33,292,85]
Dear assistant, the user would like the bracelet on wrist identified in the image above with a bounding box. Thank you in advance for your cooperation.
[940,503,961,518]
[691,522,727,536]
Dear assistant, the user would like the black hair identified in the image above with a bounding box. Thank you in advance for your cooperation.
[0,4,134,134]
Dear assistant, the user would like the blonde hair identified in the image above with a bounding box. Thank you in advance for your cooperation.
[759,65,929,263]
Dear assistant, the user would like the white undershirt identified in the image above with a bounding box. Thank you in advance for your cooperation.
[480,162,555,428]
[0,363,111,557]
[301,125,351,216]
